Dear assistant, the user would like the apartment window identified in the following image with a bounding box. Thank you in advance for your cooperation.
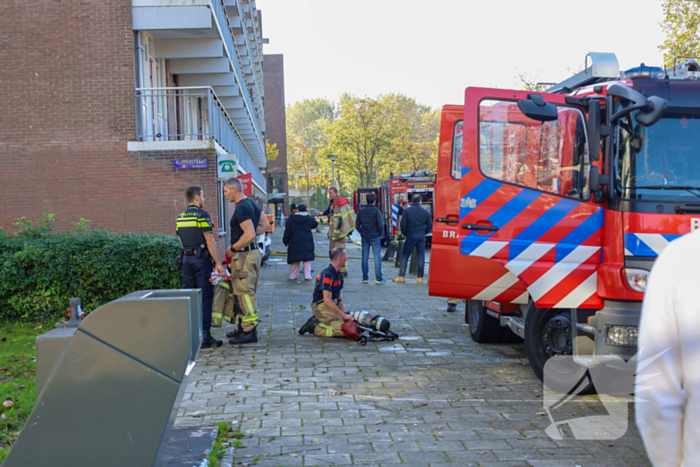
[139,32,168,141]
[268,173,285,194]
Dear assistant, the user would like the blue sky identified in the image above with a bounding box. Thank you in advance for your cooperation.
[258,0,667,109]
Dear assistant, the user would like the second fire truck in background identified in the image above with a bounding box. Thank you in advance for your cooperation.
[353,171,436,245]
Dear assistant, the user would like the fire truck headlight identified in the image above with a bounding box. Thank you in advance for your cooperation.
[625,268,649,293]
[603,324,638,347]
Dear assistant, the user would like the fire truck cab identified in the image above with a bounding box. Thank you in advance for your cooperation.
[430,52,700,388]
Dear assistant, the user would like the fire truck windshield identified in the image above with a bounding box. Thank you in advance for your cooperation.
[615,110,700,201]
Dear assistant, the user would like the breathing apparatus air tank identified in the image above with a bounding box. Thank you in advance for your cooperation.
[351,311,390,333]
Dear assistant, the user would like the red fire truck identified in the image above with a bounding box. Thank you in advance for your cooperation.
[353,171,436,245]
[429,52,700,389]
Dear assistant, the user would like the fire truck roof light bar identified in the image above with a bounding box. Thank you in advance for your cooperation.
[546,52,620,94]
[671,57,700,79]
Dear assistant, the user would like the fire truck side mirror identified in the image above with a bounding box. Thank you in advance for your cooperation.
[607,84,667,127]
[589,166,609,203]
[636,96,667,127]
[517,94,559,122]
[587,99,601,162]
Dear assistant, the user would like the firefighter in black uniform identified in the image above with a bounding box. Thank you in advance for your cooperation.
[223,177,270,345]
[177,186,226,348]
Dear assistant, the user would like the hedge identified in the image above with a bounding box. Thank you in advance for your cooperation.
[0,216,181,322]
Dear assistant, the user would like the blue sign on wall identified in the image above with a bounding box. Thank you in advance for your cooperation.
[174,158,209,170]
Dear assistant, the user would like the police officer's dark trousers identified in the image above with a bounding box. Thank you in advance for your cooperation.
[183,255,214,331]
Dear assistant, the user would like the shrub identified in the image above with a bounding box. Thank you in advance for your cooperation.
[0,216,181,322]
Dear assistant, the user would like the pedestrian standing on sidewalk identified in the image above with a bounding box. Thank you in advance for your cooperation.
[356,193,385,284]
[283,203,318,281]
[394,195,432,284]
[635,229,700,466]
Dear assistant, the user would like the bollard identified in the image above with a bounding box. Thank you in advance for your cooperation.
[394,239,405,267]
[56,297,83,328]
[5,289,203,467]
[409,248,418,275]
[383,240,398,262]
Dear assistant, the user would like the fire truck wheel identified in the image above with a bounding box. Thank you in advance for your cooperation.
[524,303,595,394]
[467,300,504,343]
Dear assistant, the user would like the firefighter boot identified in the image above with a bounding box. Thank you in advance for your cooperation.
[225,319,243,338]
[299,316,320,335]
[229,327,258,345]
[201,329,223,349]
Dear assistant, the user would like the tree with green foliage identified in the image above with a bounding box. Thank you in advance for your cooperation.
[286,93,441,195]
[659,0,700,68]
[286,98,335,205]
[325,94,400,189]
[384,93,440,174]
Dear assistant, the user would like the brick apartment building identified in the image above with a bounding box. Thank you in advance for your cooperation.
[262,54,289,217]
[0,0,271,258]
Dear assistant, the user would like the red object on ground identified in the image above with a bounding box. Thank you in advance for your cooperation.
[341,320,363,341]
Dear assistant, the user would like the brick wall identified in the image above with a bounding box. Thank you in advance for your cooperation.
[263,54,289,215]
[0,0,230,254]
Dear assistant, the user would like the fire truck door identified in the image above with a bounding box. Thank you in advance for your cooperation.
[457,88,603,309]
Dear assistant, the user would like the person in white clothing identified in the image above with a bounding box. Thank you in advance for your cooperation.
[635,228,700,467]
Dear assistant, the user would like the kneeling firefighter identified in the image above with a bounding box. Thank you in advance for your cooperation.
[176,185,226,349]
[299,247,399,342]
[298,248,356,337]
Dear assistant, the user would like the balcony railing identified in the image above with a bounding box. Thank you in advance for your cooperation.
[135,86,266,191]
[208,0,264,154]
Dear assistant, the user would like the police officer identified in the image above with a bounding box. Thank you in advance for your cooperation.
[177,186,225,348]
[223,177,270,345]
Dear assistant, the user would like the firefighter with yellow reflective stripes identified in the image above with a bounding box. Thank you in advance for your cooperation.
[447,298,460,313]
[223,177,270,345]
[322,187,355,276]
[298,248,355,338]
[176,186,225,349]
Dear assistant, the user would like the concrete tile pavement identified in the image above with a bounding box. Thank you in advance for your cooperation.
[175,228,651,466]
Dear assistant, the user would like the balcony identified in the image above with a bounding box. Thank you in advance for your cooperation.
[133,86,266,190]
[132,0,266,168]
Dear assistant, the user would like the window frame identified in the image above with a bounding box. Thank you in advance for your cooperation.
[451,120,464,180]
[477,98,592,202]
[217,179,228,238]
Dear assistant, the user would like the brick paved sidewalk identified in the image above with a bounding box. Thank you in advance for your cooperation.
[175,228,651,467]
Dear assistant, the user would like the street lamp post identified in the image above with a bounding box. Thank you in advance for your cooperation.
[327,154,338,187]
